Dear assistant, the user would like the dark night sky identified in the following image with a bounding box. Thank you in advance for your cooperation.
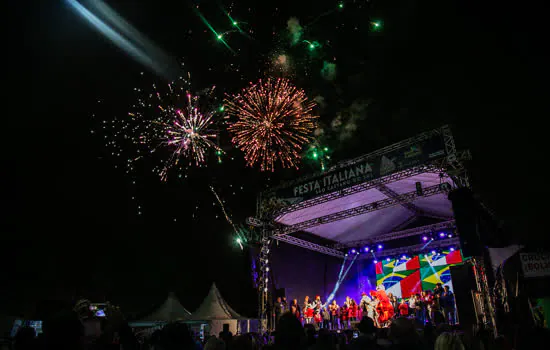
[4,0,547,318]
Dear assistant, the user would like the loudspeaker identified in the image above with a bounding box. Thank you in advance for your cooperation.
[448,188,482,257]
[450,264,478,326]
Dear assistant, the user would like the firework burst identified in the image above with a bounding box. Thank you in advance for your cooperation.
[106,75,222,181]
[224,78,317,171]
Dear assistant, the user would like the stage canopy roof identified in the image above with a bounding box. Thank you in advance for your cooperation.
[275,172,455,244]
[187,283,244,321]
[260,126,471,254]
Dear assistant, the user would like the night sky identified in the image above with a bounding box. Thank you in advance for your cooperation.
[5,0,547,319]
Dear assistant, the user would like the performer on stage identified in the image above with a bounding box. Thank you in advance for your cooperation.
[313,295,323,324]
[370,285,395,327]
[399,298,409,317]
[329,300,339,330]
[360,292,374,321]
[303,296,314,324]
[349,298,358,322]
[290,299,301,319]
[340,302,349,329]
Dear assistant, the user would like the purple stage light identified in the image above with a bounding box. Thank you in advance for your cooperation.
[373,260,378,263]
[431,250,436,255]
[364,247,369,252]
[448,234,453,238]
[351,249,356,254]
[402,255,407,259]
[450,247,455,251]
[386,258,391,262]
[377,244,383,250]
[439,232,446,237]
[422,236,428,241]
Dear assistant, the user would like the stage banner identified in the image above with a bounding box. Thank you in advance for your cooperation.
[375,250,463,299]
[269,132,446,203]
[520,252,550,278]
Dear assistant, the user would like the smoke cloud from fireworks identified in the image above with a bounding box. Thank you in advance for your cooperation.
[287,17,303,45]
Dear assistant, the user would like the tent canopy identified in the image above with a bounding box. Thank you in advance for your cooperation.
[187,283,244,321]
[139,292,191,322]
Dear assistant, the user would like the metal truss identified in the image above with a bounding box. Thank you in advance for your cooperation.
[332,220,456,249]
[441,125,470,188]
[273,163,444,218]
[358,237,461,260]
[273,183,450,236]
[265,126,445,197]
[272,234,346,258]
[257,227,272,332]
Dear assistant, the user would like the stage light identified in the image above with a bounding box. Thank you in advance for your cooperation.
[345,253,348,257]
[386,258,391,262]
[356,251,360,255]
[402,255,407,259]
[266,278,269,282]
[450,247,455,252]
[351,249,356,254]
[236,238,242,244]
[373,260,378,263]
[264,287,268,292]
[266,267,270,271]
[422,236,428,241]
[364,247,369,252]
[265,259,269,263]
[431,250,436,255]
[439,232,446,238]
[377,244,383,250]
[448,234,453,238]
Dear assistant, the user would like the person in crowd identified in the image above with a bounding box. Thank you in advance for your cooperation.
[388,317,423,350]
[370,286,394,327]
[398,299,409,317]
[440,285,456,325]
[281,296,288,312]
[388,293,399,318]
[349,316,377,350]
[422,291,434,324]
[434,332,465,350]
[274,313,304,350]
[204,337,225,350]
[329,300,339,330]
[14,326,37,350]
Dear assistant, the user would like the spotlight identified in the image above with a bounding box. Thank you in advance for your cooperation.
[373,260,378,264]
[356,250,360,255]
[386,258,390,262]
[450,247,455,252]
[402,255,407,260]
[345,253,348,257]
[431,250,436,255]
[364,247,370,252]
[439,232,446,238]
[351,249,356,254]
[422,236,428,241]
[448,234,453,238]
[377,244,383,250]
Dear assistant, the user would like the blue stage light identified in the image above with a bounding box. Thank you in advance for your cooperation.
[422,236,428,241]
[364,247,369,252]
[351,249,356,254]
[431,250,436,255]
[386,258,390,262]
[450,247,455,252]
[448,233,453,238]
[373,260,378,263]
[377,244,383,250]
[439,232,446,238]
[402,255,407,259]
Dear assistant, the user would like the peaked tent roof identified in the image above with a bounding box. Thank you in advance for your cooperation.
[187,283,243,320]
[139,292,191,322]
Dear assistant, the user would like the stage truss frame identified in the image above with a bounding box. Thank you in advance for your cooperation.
[254,125,471,332]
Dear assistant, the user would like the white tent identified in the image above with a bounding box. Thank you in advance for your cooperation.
[131,292,191,327]
[187,283,258,335]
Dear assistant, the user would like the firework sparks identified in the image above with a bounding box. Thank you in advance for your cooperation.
[106,75,222,181]
[224,78,317,171]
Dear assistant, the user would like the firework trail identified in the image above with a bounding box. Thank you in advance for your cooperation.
[210,185,238,233]
[224,78,318,171]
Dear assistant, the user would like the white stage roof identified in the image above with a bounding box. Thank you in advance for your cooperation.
[275,172,454,244]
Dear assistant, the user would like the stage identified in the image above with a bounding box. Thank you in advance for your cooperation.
[254,126,474,329]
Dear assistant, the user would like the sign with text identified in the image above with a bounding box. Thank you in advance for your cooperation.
[520,253,550,278]
[271,133,446,202]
